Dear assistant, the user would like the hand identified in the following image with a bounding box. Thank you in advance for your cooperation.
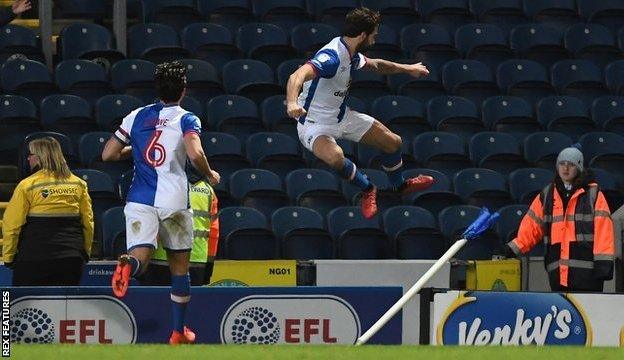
[404,62,429,78]
[207,170,220,186]
[286,101,306,119]
[12,0,31,15]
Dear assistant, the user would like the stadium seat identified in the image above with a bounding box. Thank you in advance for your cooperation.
[592,96,624,135]
[496,204,528,244]
[469,0,527,34]
[564,23,623,69]
[141,0,202,33]
[197,0,254,33]
[365,24,402,61]
[523,0,579,33]
[102,206,126,258]
[78,132,132,183]
[454,168,513,210]
[55,59,112,105]
[307,0,359,32]
[20,132,79,178]
[438,205,500,260]
[469,132,528,175]
[606,60,624,96]
[237,23,297,71]
[180,23,240,72]
[276,59,305,89]
[481,96,538,141]
[272,206,333,259]
[111,59,157,104]
[496,59,555,106]
[455,23,513,71]
[345,96,368,113]
[387,60,446,104]
[509,23,569,69]
[218,207,278,260]
[252,0,310,33]
[341,168,403,213]
[179,59,224,104]
[442,59,498,107]
[417,0,474,34]
[591,167,624,211]
[362,0,420,33]
[402,168,463,216]
[261,95,295,139]
[400,23,459,72]
[327,206,391,259]
[0,95,39,164]
[128,23,189,64]
[0,24,44,64]
[371,95,429,141]
[56,0,108,18]
[59,23,124,65]
[285,169,346,217]
[222,59,282,104]
[384,206,446,259]
[179,96,204,122]
[200,132,250,179]
[523,131,573,169]
[349,70,392,104]
[508,167,553,204]
[118,169,133,201]
[551,59,610,108]
[95,94,143,132]
[412,132,469,178]
[579,132,624,179]
[291,23,338,58]
[578,0,624,33]
[536,96,595,140]
[206,95,262,139]
[246,132,305,178]
[427,95,483,139]
[40,95,96,146]
[229,169,289,219]
[1,59,57,105]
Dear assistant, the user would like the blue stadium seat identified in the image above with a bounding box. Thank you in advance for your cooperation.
[438,205,500,260]
[496,204,528,244]
[579,132,624,179]
[128,23,189,64]
[307,0,359,32]
[564,23,622,69]
[261,95,295,139]
[455,23,513,71]
[78,132,132,183]
[291,23,338,58]
[197,0,254,34]
[285,169,346,217]
[454,168,513,210]
[56,0,108,18]
[509,23,568,69]
[365,24,403,61]
[0,95,39,164]
[481,96,538,141]
[469,0,527,34]
[246,132,305,178]
[1,59,57,105]
[418,0,474,34]
[496,59,555,106]
[141,0,202,32]
[591,167,624,211]
[349,70,392,104]
[21,132,79,178]
[442,59,498,107]
[179,96,204,122]
[111,59,157,104]
[180,23,240,72]
[387,60,445,104]
[402,168,464,216]
[523,131,573,169]
[400,23,459,72]
[383,206,446,259]
[523,0,579,32]
[206,95,262,139]
[276,58,305,89]
[578,0,624,33]
[95,94,143,132]
[508,168,553,204]
[427,95,482,139]
[327,206,391,259]
[218,207,278,260]
[362,0,420,33]
[606,60,624,95]
[0,24,44,64]
[469,132,528,175]
[229,169,289,219]
[371,95,429,141]
[40,95,96,146]
[222,59,282,104]
[412,132,470,178]
[345,96,368,113]
[237,23,296,71]
[200,132,250,179]
[118,169,133,201]
[252,0,310,33]
[59,23,124,65]
[592,96,624,135]
[551,59,609,107]
[55,59,112,105]
[271,206,333,259]
[102,206,125,258]
[536,96,595,140]
[341,168,403,213]
[179,59,224,103]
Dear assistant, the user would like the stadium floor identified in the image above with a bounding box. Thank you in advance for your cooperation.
[12,344,624,359]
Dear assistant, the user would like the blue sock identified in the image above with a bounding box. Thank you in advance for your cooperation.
[171,274,191,333]
[381,150,404,187]
[338,158,373,191]
[127,255,141,278]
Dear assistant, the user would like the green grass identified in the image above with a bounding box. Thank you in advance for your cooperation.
[10,344,624,360]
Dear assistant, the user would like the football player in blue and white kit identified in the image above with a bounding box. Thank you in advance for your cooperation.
[101,61,220,344]
[287,7,434,219]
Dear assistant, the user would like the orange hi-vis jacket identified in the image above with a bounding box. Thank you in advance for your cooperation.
[508,182,615,291]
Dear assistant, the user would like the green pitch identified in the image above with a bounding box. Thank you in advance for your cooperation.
[11,345,624,360]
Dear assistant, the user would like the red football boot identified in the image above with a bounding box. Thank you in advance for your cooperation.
[361,186,378,219]
[169,326,196,345]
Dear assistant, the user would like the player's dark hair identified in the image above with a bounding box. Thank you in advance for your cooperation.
[343,7,381,37]
[155,61,187,103]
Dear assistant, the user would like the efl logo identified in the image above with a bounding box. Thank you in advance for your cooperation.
[10,296,137,344]
[221,295,360,345]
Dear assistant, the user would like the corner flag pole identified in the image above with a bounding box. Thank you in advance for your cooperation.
[355,207,499,346]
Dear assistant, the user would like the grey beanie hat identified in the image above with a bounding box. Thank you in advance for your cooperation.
[556,145,584,172]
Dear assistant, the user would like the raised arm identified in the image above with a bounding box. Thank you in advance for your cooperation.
[363,58,430,77]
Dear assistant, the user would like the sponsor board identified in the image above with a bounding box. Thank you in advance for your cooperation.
[209,260,297,287]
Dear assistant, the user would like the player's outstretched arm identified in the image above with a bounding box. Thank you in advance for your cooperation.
[363,58,429,78]
[183,133,220,185]
[101,136,132,162]
[285,63,317,119]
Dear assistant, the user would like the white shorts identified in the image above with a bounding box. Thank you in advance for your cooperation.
[297,109,375,152]
[124,202,193,252]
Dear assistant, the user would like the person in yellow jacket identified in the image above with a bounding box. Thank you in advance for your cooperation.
[504,144,615,292]
[142,161,219,286]
[2,137,94,285]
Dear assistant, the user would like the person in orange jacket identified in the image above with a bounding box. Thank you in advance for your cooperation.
[504,144,615,292]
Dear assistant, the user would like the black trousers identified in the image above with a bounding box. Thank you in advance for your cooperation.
[12,257,84,286]
[140,263,207,286]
